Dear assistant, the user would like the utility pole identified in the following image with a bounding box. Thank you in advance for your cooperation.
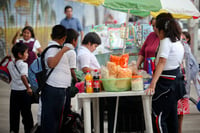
[188,0,199,60]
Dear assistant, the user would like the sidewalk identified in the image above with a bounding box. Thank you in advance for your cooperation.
[0,79,200,133]
[0,81,39,133]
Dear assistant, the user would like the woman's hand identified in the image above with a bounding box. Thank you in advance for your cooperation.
[145,57,166,95]
[145,82,156,95]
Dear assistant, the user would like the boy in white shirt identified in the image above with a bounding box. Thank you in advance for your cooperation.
[40,25,70,133]
[8,42,33,133]
[77,32,101,73]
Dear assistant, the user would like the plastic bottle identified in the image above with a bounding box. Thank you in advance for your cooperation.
[150,57,155,74]
[93,69,100,92]
[85,70,93,93]
[147,58,152,75]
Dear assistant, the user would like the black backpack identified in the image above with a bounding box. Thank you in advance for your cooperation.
[28,45,62,93]
[61,110,84,133]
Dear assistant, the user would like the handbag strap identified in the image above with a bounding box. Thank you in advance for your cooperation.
[40,45,62,84]
[13,62,31,84]
[14,61,54,87]
[13,61,21,74]
[0,56,11,66]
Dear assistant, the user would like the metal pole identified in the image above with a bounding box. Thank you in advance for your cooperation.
[188,0,199,60]
[113,96,119,133]
[122,10,130,54]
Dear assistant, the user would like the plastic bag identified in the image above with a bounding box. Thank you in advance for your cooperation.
[110,55,121,65]
[119,54,129,68]
[107,61,118,78]
[110,54,129,68]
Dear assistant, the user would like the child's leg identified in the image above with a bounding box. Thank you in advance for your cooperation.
[37,97,42,126]
[10,90,21,133]
[20,91,33,133]
[193,74,200,97]
[64,88,71,115]
[178,115,183,133]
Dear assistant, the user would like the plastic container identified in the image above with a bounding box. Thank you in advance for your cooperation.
[143,78,152,90]
[131,75,143,91]
[101,78,131,92]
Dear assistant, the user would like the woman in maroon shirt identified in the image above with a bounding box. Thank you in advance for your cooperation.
[136,18,160,72]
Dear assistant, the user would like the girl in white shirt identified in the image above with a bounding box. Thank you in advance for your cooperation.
[146,13,184,133]
[63,28,79,117]
[12,26,43,66]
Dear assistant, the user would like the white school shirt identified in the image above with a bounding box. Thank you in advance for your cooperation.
[155,38,184,70]
[17,38,41,52]
[77,46,100,70]
[7,60,28,91]
[64,43,77,69]
[45,41,71,88]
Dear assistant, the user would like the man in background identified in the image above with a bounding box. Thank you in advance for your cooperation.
[60,5,84,42]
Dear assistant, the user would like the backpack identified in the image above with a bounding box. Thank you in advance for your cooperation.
[28,45,62,93]
[61,110,84,133]
[0,56,12,83]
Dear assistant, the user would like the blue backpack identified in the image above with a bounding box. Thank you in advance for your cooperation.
[28,45,62,93]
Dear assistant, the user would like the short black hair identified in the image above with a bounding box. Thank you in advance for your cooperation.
[12,42,28,59]
[64,5,72,12]
[82,32,101,45]
[51,25,67,40]
[65,28,79,44]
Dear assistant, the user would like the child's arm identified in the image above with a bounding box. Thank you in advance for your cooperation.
[82,67,93,74]
[71,68,78,83]
[21,75,32,96]
[47,46,70,68]
[12,30,21,45]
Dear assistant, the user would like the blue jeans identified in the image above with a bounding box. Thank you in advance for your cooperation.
[41,84,66,133]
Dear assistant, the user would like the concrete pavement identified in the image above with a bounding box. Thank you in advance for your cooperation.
[0,80,38,133]
[0,79,200,133]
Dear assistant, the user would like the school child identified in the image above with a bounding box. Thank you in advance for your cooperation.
[77,32,101,73]
[7,42,34,133]
[178,31,200,133]
[40,25,71,133]
[63,28,79,115]
[12,26,42,66]
[147,13,184,133]
[64,28,79,83]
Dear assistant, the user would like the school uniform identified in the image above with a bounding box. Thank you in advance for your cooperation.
[41,41,71,133]
[7,60,33,133]
[77,45,101,131]
[64,43,77,115]
[77,45,100,70]
[152,38,184,133]
[17,38,41,66]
